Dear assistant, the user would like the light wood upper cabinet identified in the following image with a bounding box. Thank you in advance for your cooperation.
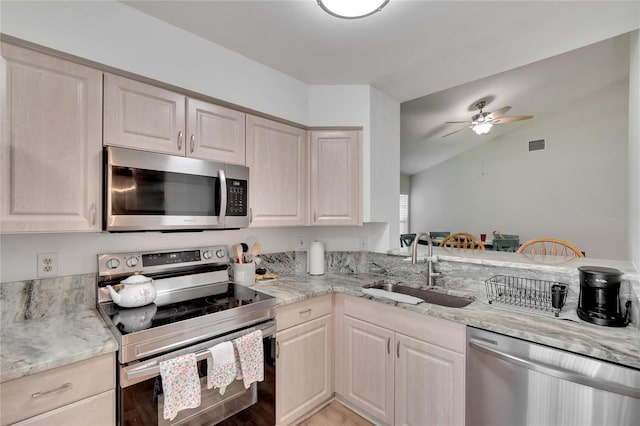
[104,74,185,156]
[310,130,362,226]
[1,42,102,233]
[246,115,307,227]
[104,74,246,164]
[187,98,245,164]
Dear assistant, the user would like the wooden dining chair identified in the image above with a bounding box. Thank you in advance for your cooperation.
[439,232,485,250]
[516,238,584,257]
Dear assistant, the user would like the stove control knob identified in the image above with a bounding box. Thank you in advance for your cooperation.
[202,250,213,260]
[216,249,226,259]
[125,257,139,268]
[106,258,120,269]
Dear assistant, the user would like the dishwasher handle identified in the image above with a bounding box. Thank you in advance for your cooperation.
[469,337,640,399]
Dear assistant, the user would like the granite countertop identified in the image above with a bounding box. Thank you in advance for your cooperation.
[0,309,118,382]
[252,272,640,370]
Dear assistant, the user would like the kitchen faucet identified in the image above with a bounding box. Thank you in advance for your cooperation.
[411,232,441,287]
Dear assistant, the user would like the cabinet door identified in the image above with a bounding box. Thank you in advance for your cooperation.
[1,43,102,233]
[342,316,394,425]
[186,98,245,164]
[276,315,332,426]
[104,73,186,155]
[395,334,465,426]
[246,115,307,227]
[310,130,361,226]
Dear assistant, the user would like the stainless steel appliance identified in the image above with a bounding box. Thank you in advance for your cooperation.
[577,266,631,327]
[467,327,640,426]
[104,146,250,232]
[97,246,277,425]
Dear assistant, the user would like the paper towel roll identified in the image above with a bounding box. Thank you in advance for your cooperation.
[308,241,325,275]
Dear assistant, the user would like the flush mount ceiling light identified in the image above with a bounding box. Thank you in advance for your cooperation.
[317,0,390,19]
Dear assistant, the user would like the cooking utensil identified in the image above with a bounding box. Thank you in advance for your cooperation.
[233,244,243,263]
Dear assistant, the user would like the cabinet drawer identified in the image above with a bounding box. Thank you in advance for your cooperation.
[1,353,115,425]
[12,390,115,426]
[276,294,332,331]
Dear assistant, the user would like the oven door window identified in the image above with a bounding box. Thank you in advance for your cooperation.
[122,359,256,426]
[111,166,220,216]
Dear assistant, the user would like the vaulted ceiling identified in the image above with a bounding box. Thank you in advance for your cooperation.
[123,1,639,174]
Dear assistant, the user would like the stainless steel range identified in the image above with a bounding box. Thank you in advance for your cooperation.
[97,246,277,426]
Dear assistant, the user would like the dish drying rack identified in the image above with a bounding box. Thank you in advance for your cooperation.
[485,275,567,316]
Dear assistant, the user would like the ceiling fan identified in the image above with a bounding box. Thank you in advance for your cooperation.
[442,101,533,137]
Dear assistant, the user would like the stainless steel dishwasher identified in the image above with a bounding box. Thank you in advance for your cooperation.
[466,327,640,426]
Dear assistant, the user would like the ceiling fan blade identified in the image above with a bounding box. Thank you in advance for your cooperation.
[441,126,469,138]
[445,121,470,124]
[493,115,533,124]
[486,105,511,120]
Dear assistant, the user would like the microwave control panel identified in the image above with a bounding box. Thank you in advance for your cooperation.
[227,179,248,216]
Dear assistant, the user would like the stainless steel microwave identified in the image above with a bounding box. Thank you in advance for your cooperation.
[103,146,249,232]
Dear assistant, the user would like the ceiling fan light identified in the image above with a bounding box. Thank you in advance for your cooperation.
[472,123,493,135]
[318,0,390,19]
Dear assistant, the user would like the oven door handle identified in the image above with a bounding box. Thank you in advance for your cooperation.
[124,320,275,383]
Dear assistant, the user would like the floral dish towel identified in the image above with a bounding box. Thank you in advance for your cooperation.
[159,353,201,421]
[234,330,264,389]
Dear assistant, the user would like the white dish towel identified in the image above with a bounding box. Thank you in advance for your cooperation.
[207,341,237,395]
[362,288,424,305]
[159,353,201,421]
[234,330,264,389]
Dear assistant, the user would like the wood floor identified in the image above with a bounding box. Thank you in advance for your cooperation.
[297,401,374,426]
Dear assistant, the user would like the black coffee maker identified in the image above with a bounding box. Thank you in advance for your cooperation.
[577,266,631,327]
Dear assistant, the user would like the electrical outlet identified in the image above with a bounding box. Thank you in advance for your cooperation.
[37,252,58,278]
[359,237,368,251]
[297,236,307,250]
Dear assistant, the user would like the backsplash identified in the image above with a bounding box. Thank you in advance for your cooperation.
[259,250,368,275]
[0,273,96,323]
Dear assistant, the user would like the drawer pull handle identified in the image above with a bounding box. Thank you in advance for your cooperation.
[299,308,312,315]
[397,341,400,358]
[32,382,73,399]
[387,337,391,354]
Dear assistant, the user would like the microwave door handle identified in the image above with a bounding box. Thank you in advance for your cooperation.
[219,169,227,226]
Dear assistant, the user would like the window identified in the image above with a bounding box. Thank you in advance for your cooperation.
[399,194,409,234]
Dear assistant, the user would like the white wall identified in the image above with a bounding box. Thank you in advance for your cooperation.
[400,175,411,195]
[629,30,640,270]
[410,82,629,260]
[0,1,400,282]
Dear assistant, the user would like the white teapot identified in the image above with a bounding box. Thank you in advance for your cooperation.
[106,273,156,308]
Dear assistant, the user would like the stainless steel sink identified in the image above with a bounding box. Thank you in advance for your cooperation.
[364,282,475,308]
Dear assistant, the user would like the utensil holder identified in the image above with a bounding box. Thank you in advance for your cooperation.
[232,261,255,286]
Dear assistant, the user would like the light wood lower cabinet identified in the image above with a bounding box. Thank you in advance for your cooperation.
[275,295,333,426]
[335,294,465,426]
[1,42,103,233]
[0,353,116,426]
[342,316,395,424]
[395,333,464,426]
